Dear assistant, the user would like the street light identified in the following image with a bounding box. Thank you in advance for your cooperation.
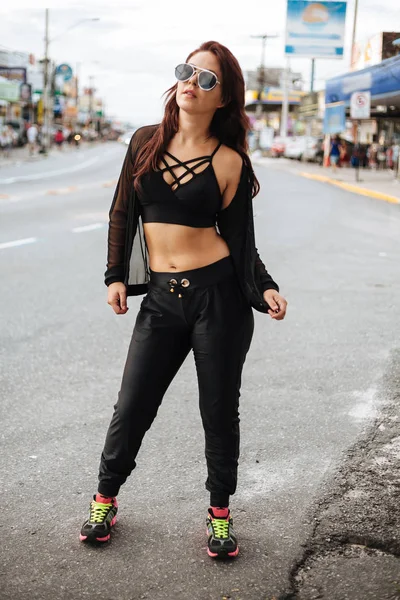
[42,10,99,154]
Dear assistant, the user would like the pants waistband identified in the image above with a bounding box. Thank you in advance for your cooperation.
[149,256,234,291]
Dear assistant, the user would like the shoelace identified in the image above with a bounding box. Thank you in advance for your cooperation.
[89,500,112,524]
[210,517,230,539]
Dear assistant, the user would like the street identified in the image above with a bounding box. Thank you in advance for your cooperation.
[1,143,399,600]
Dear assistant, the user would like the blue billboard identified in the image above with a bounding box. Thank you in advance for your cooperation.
[285,1,347,58]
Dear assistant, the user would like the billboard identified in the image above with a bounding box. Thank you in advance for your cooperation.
[285,1,347,58]
[0,67,27,83]
[245,88,305,105]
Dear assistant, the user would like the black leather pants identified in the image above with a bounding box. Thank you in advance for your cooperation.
[98,257,254,506]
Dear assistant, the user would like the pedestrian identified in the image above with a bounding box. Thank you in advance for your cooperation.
[386,144,394,170]
[0,125,12,158]
[392,142,400,177]
[54,128,64,149]
[377,144,386,170]
[359,144,368,169]
[329,135,341,172]
[79,40,287,558]
[27,122,38,156]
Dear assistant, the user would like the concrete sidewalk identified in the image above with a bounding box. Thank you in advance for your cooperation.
[0,141,98,169]
[254,155,400,205]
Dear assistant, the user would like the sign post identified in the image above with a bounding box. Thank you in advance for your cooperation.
[350,91,371,120]
[350,91,371,182]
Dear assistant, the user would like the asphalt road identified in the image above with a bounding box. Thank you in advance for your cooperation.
[1,143,399,600]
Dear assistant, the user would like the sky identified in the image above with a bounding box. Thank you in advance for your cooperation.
[1,1,400,125]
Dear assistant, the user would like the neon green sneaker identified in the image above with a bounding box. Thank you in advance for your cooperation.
[206,508,239,558]
[79,495,118,543]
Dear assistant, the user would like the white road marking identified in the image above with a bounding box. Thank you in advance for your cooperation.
[0,156,99,184]
[0,178,117,205]
[0,237,37,250]
[72,223,105,233]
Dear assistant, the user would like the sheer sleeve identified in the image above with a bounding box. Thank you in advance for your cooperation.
[104,135,136,286]
[217,164,279,295]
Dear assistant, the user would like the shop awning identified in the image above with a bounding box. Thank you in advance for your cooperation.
[325,54,400,106]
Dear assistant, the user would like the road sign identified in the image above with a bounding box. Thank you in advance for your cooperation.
[350,91,371,119]
[55,63,73,81]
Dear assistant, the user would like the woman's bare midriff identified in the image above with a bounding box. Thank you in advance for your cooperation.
[144,223,230,272]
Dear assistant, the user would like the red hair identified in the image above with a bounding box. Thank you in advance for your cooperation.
[133,41,259,197]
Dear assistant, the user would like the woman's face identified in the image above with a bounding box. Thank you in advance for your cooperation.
[176,51,224,116]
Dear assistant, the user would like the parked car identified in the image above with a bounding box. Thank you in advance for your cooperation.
[284,136,323,162]
[270,136,288,158]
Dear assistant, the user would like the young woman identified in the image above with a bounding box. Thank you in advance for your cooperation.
[80,41,287,558]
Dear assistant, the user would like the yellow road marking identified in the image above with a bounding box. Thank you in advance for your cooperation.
[299,172,400,205]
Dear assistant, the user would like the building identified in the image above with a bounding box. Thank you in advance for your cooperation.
[245,67,305,135]
[0,50,37,125]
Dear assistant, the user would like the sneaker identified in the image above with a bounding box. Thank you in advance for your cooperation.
[79,495,118,543]
[206,507,239,558]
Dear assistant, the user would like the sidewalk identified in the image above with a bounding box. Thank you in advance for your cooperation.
[0,141,96,169]
[254,155,400,205]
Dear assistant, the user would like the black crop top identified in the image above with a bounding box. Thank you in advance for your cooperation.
[139,143,222,228]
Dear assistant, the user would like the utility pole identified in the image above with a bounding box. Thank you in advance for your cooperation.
[280,60,290,138]
[88,75,94,126]
[75,62,81,127]
[251,33,278,150]
[350,0,359,68]
[310,58,315,92]
[43,8,50,154]
[41,14,99,152]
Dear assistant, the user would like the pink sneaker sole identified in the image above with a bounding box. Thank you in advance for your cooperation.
[79,515,117,543]
[206,527,239,558]
[207,546,239,558]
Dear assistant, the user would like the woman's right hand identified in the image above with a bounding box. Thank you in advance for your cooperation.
[107,282,129,315]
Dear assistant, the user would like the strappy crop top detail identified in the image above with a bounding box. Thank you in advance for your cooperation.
[139,143,222,228]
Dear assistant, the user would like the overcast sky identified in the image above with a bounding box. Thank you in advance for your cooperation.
[1,1,399,124]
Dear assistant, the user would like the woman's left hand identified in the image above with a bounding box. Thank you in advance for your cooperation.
[263,290,287,320]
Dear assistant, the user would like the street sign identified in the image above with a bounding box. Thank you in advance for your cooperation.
[323,103,346,134]
[55,63,73,81]
[350,91,371,119]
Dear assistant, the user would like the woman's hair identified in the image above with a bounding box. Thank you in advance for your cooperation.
[133,40,259,197]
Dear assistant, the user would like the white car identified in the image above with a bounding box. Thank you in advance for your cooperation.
[284,136,322,162]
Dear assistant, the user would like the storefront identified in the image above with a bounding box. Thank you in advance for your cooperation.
[245,87,306,135]
[325,54,400,144]
[298,91,325,136]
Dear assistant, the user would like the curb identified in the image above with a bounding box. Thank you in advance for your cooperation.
[299,171,400,205]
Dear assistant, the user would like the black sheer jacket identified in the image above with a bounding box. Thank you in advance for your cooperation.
[104,125,280,314]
